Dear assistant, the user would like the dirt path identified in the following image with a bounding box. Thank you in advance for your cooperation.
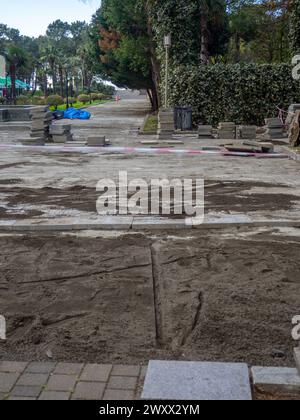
[0,228,299,367]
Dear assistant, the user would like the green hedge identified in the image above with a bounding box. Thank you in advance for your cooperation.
[168,64,300,126]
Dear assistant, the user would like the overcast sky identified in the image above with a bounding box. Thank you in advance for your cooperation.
[0,0,99,37]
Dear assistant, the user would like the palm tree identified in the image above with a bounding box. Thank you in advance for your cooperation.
[5,46,27,104]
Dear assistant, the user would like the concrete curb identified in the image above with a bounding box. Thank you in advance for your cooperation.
[251,366,300,396]
[280,146,300,162]
[0,217,299,232]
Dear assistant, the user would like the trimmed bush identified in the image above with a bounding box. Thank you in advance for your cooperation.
[31,97,46,105]
[91,93,99,101]
[78,94,90,104]
[46,94,64,109]
[168,63,300,126]
[64,97,77,106]
[97,93,105,100]
[16,95,30,105]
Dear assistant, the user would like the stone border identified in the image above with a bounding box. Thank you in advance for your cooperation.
[280,146,300,162]
[251,366,300,397]
[0,216,299,232]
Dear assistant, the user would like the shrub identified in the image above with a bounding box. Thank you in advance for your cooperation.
[65,97,77,106]
[168,63,300,126]
[31,97,46,105]
[46,94,64,109]
[78,94,90,104]
[91,93,99,101]
[97,93,105,100]
[16,95,30,105]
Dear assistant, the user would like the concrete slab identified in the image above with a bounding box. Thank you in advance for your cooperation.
[252,366,300,393]
[294,348,300,375]
[142,361,252,401]
[132,217,189,230]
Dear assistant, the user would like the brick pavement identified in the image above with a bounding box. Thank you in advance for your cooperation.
[0,361,147,400]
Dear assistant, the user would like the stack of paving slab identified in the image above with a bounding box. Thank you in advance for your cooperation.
[198,125,213,139]
[157,108,174,140]
[30,106,53,141]
[218,122,236,139]
[238,125,257,139]
[263,118,286,140]
[87,135,106,147]
[21,106,52,146]
[49,124,73,143]
[286,104,300,129]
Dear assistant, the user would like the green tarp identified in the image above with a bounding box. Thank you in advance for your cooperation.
[0,77,30,89]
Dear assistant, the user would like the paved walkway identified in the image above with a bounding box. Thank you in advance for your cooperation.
[0,361,146,400]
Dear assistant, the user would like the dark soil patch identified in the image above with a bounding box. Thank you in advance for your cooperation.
[0,230,299,368]
[0,180,298,219]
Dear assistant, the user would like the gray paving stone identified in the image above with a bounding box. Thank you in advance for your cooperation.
[132,217,189,230]
[53,363,84,376]
[39,391,71,400]
[9,396,37,400]
[0,373,20,393]
[0,393,6,400]
[72,381,106,400]
[80,364,112,382]
[0,361,28,373]
[294,347,300,375]
[142,361,252,401]
[111,365,141,377]
[11,386,42,398]
[46,374,77,392]
[25,362,56,374]
[103,390,135,401]
[16,373,49,387]
[107,376,137,391]
[252,366,300,393]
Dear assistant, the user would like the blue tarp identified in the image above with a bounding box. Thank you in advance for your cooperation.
[63,108,91,120]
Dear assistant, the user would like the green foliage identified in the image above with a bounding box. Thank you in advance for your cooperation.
[90,92,99,101]
[290,0,300,55]
[31,97,46,105]
[78,94,90,104]
[46,94,64,108]
[169,63,300,126]
[65,97,77,105]
[16,95,30,105]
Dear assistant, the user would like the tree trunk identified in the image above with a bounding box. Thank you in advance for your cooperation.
[235,33,241,63]
[10,64,16,105]
[200,7,209,65]
[145,0,160,111]
[59,66,64,97]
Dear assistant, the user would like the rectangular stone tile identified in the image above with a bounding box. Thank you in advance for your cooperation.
[132,217,189,230]
[46,375,77,392]
[53,363,84,376]
[9,397,37,400]
[111,365,140,377]
[107,376,137,391]
[252,366,300,393]
[294,347,300,375]
[39,391,70,401]
[25,362,56,374]
[0,361,28,373]
[11,386,42,398]
[142,361,252,401]
[80,364,112,383]
[103,390,135,401]
[17,373,49,387]
[72,382,106,400]
[0,373,20,393]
